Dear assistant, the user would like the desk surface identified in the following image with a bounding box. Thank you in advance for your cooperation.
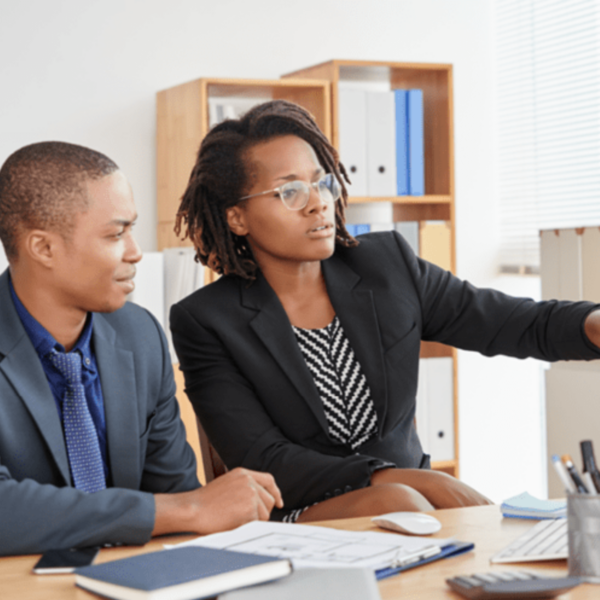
[1,505,595,599]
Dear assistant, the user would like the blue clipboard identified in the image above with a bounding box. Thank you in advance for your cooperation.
[375,541,475,580]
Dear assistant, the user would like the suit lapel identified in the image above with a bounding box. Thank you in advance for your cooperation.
[241,257,389,436]
[92,314,140,489]
[241,274,330,433]
[0,270,72,484]
[323,256,389,427]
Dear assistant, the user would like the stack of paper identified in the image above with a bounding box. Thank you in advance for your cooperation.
[500,492,566,519]
[166,520,464,574]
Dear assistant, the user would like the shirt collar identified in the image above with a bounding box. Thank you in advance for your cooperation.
[9,276,95,369]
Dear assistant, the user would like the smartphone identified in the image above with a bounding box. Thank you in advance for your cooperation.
[32,547,100,574]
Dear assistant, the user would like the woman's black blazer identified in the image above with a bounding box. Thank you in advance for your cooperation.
[171,232,600,516]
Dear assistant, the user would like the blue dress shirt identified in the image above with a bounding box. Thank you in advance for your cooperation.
[9,279,110,482]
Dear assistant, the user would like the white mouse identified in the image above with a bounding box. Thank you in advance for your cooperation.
[371,511,442,535]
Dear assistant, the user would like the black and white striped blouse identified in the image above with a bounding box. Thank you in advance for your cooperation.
[281,317,380,523]
[292,316,378,451]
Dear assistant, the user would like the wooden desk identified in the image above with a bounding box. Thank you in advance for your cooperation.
[1,505,596,599]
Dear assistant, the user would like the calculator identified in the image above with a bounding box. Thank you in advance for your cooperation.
[445,570,580,599]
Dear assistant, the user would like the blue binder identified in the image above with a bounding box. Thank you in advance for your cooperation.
[394,89,409,196]
[407,89,425,196]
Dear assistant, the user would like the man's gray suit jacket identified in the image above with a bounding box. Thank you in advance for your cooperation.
[0,269,199,556]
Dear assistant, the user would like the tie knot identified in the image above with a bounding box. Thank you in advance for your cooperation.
[50,351,83,385]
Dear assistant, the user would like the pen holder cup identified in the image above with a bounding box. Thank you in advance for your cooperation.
[568,494,600,583]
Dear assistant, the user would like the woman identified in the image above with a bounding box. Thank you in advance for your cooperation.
[170,100,600,522]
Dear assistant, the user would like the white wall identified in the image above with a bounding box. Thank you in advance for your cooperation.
[458,275,547,502]
[0,0,494,254]
[2,0,548,502]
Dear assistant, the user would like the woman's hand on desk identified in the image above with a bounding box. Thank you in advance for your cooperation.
[370,468,493,509]
[152,467,283,536]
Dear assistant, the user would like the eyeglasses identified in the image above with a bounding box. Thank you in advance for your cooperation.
[239,173,342,211]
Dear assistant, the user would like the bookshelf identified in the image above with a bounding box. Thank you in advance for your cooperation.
[284,60,458,477]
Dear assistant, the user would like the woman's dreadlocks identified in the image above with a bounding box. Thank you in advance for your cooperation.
[174,99,357,280]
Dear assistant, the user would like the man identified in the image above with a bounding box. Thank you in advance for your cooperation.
[0,141,282,556]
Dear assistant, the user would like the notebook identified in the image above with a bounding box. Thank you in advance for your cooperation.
[500,492,566,519]
[74,546,292,600]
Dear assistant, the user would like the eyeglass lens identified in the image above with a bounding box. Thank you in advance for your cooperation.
[279,174,342,210]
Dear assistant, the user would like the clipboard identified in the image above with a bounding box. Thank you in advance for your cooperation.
[375,541,475,580]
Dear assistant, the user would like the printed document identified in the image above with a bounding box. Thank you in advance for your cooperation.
[167,521,454,570]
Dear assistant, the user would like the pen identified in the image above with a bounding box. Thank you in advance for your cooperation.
[551,455,577,494]
[582,471,598,496]
[580,440,600,493]
[561,454,588,494]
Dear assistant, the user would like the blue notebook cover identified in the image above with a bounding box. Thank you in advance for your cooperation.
[355,224,371,236]
[407,89,425,196]
[394,89,409,196]
[346,224,357,237]
[74,546,292,599]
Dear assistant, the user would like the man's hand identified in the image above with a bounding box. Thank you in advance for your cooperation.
[370,468,493,509]
[152,468,283,537]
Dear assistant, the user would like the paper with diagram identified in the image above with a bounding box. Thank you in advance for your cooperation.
[167,520,454,570]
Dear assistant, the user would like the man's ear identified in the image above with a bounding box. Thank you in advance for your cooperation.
[226,205,249,237]
[22,230,61,268]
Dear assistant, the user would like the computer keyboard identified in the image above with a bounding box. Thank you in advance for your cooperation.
[490,518,567,564]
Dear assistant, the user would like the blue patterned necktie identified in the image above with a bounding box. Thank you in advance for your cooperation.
[50,351,106,493]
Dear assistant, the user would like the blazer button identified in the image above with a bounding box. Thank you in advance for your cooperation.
[334,488,342,496]
[344,485,352,493]
[324,492,332,500]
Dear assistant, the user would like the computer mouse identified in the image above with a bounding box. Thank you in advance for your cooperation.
[371,511,442,535]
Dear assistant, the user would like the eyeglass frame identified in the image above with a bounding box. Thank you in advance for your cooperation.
[238,172,342,211]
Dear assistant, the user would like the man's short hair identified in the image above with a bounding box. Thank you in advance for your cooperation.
[0,141,119,260]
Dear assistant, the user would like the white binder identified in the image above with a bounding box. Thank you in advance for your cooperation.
[345,202,393,224]
[417,358,454,461]
[163,247,204,362]
[366,91,397,197]
[557,228,582,300]
[338,89,368,197]
[128,252,165,329]
[582,227,600,302]
[369,223,395,232]
[415,359,430,454]
[395,222,420,256]
[540,229,560,300]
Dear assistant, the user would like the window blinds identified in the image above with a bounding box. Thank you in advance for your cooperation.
[495,0,600,271]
